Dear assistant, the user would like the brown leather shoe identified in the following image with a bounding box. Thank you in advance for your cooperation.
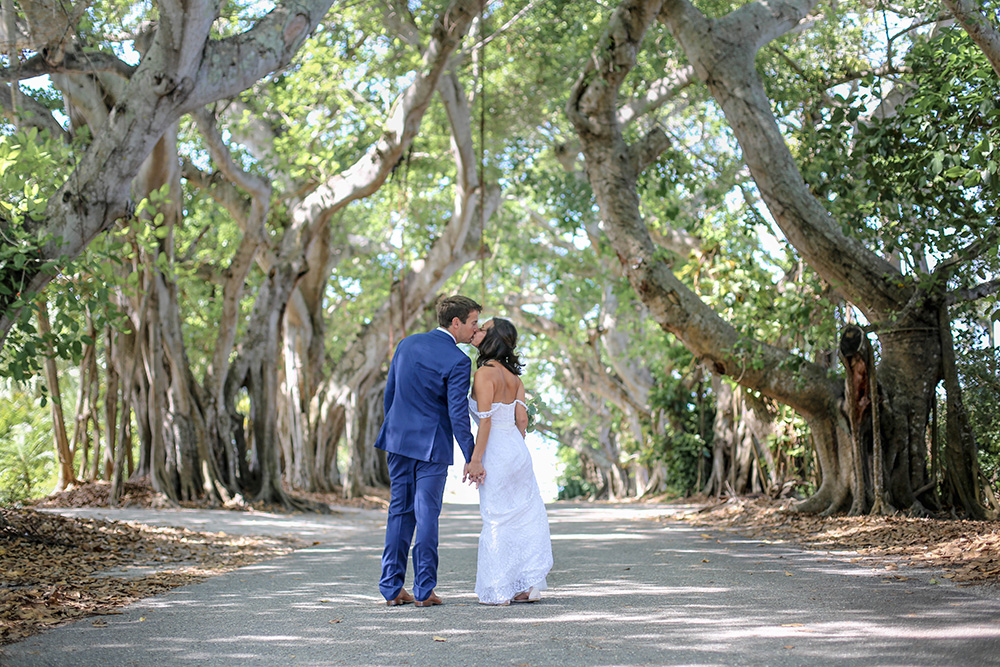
[414,592,443,607]
[386,589,415,606]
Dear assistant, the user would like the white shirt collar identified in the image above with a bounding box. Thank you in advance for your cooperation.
[436,327,457,343]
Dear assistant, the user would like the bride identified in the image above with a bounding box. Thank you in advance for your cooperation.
[467,318,553,605]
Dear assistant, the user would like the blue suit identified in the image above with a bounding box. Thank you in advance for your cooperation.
[375,329,476,602]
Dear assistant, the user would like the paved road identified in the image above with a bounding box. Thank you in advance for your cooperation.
[3,502,1000,666]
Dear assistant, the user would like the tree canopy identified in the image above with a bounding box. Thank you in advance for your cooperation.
[1,0,998,516]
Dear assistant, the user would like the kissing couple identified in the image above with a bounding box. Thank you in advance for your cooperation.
[375,295,553,607]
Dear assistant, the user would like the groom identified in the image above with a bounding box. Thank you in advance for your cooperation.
[375,295,484,607]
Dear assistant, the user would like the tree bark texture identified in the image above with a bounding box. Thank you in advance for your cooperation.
[568,0,850,511]
[703,375,781,498]
[656,0,986,515]
[943,0,1000,79]
[566,0,985,515]
[0,0,336,343]
[35,300,76,491]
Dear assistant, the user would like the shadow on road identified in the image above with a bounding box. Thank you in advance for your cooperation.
[4,502,999,666]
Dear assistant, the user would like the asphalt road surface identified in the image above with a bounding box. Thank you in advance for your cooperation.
[3,502,999,666]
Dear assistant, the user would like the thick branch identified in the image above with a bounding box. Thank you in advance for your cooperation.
[943,0,1000,78]
[287,0,480,226]
[185,0,336,110]
[948,279,1000,305]
[192,107,271,202]
[658,0,906,320]
[712,0,822,50]
[0,86,67,138]
[618,66,697,126]
[568,0,842,420]
[0,50,135,82]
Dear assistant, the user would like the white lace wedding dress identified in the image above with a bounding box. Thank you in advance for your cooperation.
[469,398,553,604]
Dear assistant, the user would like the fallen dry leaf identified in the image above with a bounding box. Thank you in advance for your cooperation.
[0,499,304,646]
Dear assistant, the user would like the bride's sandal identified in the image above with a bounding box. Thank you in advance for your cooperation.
[511,587,541,603]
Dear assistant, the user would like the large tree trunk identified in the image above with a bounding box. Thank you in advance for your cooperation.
[652,0,987,516]
[937,302,987,518]
[568,0,848,512]
[110,317,144,506]
[568,0,985,516]
[703,376,782,498]
[103,326,119,481]
[233,261,315,509]
[128,128,231,505]
[149,270,211,503]
[0,0,335,344]
[69,315,97,481]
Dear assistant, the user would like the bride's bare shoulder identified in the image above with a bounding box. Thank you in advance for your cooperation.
[474,363,501,382]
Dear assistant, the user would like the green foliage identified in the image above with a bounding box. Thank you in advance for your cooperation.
[0,129,73,384]
[659,430,706,497]
[852,29,999,265]
[524,396,542,433]
[647,357,712,495]
[766,409,816,498]
[0,383,54,503]
[0,127,135,391]
[786,22,1000,293]
[953,318,1000,492]
[556,447,597,500]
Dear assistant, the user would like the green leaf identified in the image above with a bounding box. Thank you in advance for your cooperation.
[929,152,944,176]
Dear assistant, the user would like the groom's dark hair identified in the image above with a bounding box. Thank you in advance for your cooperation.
[437,295,482,328]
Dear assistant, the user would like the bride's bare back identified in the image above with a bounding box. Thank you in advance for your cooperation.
[473,363,528,435]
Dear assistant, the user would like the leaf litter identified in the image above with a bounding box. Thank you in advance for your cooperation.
[2,478,392,645]
[0,504,303,645]
[7,488,999,646]
[678,497,1000,589]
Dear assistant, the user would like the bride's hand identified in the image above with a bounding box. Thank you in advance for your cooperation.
[464,461,486,488]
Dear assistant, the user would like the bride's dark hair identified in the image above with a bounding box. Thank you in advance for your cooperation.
[476,318,523,376]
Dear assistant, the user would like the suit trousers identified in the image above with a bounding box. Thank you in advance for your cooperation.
[380,453,449,602]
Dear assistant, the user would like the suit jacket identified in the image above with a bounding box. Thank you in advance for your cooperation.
[374,329,476,465]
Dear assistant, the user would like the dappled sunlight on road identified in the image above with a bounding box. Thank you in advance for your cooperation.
[6,502,1000,666]
[550,532,655,542]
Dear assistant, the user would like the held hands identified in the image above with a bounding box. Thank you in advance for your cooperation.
[463,460,486,488]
